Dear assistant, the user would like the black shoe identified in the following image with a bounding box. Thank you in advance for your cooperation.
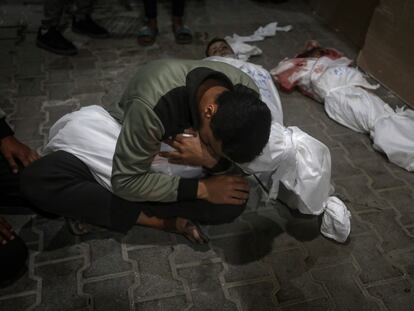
[72,16,109,39]
[36,27,78,56]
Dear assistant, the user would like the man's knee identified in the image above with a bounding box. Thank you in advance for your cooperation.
[20,157,48,207]
[20,151,68,209]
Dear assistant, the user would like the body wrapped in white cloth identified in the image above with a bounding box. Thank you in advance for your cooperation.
[271,41,414,172]
[45,104,351,243]
[205,56,283,125]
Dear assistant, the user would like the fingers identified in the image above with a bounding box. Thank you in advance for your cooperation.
[226,197,248,206]
[4,153,18,174]
[158,151,183,163]
[0,219,15,243]
[183,128,197,136]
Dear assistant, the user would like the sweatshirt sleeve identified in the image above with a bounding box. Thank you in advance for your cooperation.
[111,99,198,202]
[0,108,14,140]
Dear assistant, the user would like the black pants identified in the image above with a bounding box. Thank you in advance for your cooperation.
[20,151,245,233]
[143,0,185,19]
[42,0,94,27]
[0,156,29,285]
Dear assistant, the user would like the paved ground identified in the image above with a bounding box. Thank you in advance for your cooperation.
[1,0,414,310]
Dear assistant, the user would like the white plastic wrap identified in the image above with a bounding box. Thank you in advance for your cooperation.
[205,56,283,125]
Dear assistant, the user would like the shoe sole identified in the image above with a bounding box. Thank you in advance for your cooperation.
[36,40,78,56]
[72,27,110,39]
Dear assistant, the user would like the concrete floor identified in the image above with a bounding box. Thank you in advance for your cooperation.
[1,0,414,310]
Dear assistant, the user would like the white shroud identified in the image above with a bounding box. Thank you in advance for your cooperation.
[45,105,351,243]
[272,56,414,172]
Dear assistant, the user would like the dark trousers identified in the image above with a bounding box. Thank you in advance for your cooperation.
[42,0,94,27]
[143,0,185,19]
[0,156,29,284]
[20,151,245,233]
[0,155,30,208]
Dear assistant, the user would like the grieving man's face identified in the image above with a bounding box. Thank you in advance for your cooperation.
[207,41,235,57]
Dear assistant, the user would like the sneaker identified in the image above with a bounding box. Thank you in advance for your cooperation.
[72,16,109,39]
[36,27,78,55]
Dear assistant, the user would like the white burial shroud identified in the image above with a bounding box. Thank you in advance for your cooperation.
[45,104,351,243]
[272,56,414,172]
[205,56,283,125]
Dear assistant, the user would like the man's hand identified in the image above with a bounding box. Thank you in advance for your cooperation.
[0,136,40,173]
[160,131,218,168]
[197,175,250,205]
[0,216,15,245]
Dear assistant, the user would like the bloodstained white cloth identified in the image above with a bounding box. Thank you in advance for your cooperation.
[272,56,414,172]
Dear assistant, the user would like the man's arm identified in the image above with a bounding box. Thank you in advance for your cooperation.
[111,101,199,202]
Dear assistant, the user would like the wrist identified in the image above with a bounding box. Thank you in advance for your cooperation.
[203,157,218,169]
[197,180,208,200]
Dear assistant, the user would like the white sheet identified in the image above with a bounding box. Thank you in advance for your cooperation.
[272,56,414,172]
[242,123,351,243]
[45,105,351,243]
[205,56,283,125]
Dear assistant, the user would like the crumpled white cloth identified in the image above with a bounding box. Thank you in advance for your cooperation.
[321,197,351,243]
[225,21,292,61]
[241,123,351,243]
[205,56,283,125]
[45,106,351,243]
[272,56,414,172]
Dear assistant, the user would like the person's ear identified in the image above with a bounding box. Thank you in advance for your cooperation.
[204,103,218,119]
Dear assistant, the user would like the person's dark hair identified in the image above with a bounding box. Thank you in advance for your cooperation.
[205,37,228,57]
[210,85,271,163]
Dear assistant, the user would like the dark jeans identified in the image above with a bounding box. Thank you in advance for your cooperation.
[20,151,245,233]
[143,0,185,19]
[42,0,94,28]
[0,155,29,284]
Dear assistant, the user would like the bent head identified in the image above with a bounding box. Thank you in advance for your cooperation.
[198,86,271,164]
[205,38,235,58]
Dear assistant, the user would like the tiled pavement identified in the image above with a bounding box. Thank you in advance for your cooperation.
[1,0,414,310]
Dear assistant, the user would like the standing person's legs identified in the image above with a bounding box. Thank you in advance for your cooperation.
[171,0,185,20]
[72,0,109,38]
[171,0,192,44]
[138,0,158,46]
[37,0,78,55]
[143,0,157,19]
[20,151,245,234]
[42,0,67,28]
[74,0,94,19]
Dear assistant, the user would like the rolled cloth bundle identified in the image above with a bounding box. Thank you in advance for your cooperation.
[271,41,414,172]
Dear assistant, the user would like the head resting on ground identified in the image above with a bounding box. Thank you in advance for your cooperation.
[205,37,236,58]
